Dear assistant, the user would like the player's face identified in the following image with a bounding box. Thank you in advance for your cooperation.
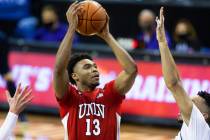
[177,95,208,123]
[175,22,188,35]
[73,59,100,88]
[41,10,57,25]
[138,12,155,30]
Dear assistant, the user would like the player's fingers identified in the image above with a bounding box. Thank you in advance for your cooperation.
[75,4,83,11]
[75,6,83,15]
[72,10,78,16]
[106,13,110,21]
[19,95,33,113]
[14,83,21,98]
[156,16,159,24]
[160,7,164,21]
[5,90,11,102]
[156,17,160,27]
[21,94,34,106]
[70,1,78,9]
[72,3,80,13]
[21,89,32,102]
[161,7,164,13]
[75,2,82,9]
[71,1,78,6]
[163,15,165,23]
[17,86,29,101]
[26,95,34,104]
[67,1,78,14]
[20,85,30,96]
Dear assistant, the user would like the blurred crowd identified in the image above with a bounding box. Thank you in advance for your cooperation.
[135,9,202,53]
[0,0,79,45]
[0,0,209,54]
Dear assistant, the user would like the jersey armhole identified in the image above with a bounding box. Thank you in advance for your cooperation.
[56,83,73,102]
[110,80,125,99]
[104,80,125,104]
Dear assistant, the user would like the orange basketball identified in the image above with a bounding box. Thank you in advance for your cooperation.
[76,0,108,36]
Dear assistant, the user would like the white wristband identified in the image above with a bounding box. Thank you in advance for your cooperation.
[0,112,18,140]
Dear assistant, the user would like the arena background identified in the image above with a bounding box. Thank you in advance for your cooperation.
[0,0,210,139]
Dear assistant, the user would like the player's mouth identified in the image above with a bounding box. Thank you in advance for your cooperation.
[92,74,99,80]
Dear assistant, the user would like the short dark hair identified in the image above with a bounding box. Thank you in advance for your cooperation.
[198,91,210,107]
[67,53,93,85]
[42,5,57,14]
[198,91,210,124]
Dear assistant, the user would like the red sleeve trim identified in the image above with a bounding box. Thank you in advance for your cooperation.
[106,80,125,100]
[55,84,72,103]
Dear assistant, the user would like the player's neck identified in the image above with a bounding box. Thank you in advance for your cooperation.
[77,84,95,93]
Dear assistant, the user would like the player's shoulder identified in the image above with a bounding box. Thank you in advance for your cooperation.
[103,80,115,88]
[67,83,80,95]
[101,80,116,93]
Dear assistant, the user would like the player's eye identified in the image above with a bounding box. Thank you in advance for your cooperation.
[83,64,91,69]
[93,64,97,69]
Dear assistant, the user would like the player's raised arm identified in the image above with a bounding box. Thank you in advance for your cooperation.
[53,2,80,99]
[156,7,193,125]
[0,84,33,140]
[97,17,137,95]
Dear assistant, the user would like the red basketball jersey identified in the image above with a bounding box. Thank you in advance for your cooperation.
[56,80,125,140]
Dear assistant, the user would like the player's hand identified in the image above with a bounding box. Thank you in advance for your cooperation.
[6,83,33,115]
[156,7,167,43]
[96,14,111,40]
[66,1,82,30]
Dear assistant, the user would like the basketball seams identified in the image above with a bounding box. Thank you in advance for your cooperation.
[91,6,102,20]
[85,2,90,34]
[91,10,107,32]
[90,7,106,32]
[90,21,98,32]
[88,4,101,34]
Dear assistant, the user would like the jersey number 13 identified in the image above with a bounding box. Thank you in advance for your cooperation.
[86,119,100,136]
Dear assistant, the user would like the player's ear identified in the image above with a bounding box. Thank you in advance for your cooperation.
[72,73,79,82]
[203,113,209,120]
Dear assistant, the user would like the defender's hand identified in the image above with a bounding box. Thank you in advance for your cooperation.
[156,7,167,43]
[6,83,33,115]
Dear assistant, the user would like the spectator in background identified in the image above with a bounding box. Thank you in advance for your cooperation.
[136,9,172,50]
[174,19,200,53]
[35,5,79,43]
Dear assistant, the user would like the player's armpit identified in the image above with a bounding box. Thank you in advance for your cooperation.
[169,81,193,125]
[53,69,70,99]
[114,70,137,95]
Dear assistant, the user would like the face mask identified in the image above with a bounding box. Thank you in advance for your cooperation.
[141,24,153,32]
[43,21,54,29]
[177,33,190,41]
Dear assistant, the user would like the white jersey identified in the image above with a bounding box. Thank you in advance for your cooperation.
[0,112,18,140]
[175,104,210,140]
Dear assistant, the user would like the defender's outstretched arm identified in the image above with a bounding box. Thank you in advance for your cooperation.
[156,7,193,125]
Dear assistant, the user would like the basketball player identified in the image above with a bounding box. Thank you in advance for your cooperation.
[0,84,33,140]
[156,7,210,140]
[53,2,137,140]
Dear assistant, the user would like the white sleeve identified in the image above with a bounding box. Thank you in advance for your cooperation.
[0,112,18,140]
[188,104,210,140]
[174,132,182,140]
